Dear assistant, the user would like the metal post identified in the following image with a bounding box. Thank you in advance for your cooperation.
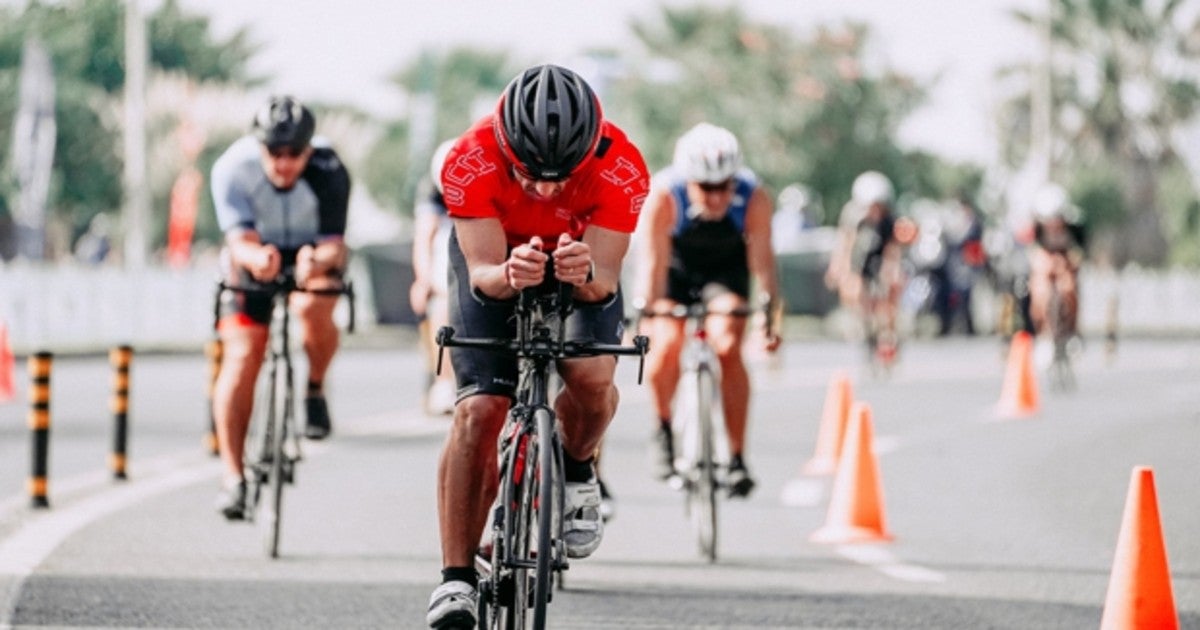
[123,0,149,268]
[28,351,52,508]
[109,345,133,480]
[204,339,222,456]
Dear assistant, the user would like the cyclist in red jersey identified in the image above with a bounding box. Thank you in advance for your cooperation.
[426,64,649,630]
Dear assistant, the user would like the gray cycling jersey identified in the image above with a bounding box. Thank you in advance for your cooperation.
[210,135,350,250]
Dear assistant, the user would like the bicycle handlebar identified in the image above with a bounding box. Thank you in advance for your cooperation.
[213,277,357,334]
[435,282,650,384]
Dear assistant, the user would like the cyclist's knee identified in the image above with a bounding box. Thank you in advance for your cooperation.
[290,293,337,322]
[450,395,508,446]
[708,331,744,359]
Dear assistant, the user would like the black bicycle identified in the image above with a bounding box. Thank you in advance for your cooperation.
[214,275,355,558]
[436,283,647,630]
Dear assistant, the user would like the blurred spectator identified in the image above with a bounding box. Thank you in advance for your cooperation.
[772,184,821,252]
[74,213,112,265]
[934,195,985,335]
[410,140,456,416]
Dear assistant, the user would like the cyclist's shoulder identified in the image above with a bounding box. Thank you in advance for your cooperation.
[211,136,261,182]
[304,137,347,175]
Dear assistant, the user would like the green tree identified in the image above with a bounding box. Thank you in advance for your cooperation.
[609,6,955,222]
[0,0,257,259]
[998,0,1200,267]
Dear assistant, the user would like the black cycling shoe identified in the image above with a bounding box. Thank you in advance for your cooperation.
[215,480,247,521]
[304,396,332,440]
[651,424,675,481]
[726,462,756,499]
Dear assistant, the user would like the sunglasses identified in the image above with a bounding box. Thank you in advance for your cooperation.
[266,145,305,159]
[697,179,733,193]
[513,165,570,184]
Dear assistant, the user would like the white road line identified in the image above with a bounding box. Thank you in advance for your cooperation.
[835,544,946,583]
[0,457,220,628]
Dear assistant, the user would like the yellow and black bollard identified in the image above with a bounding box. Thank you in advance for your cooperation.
[28,351,52,508]
[204,339,222,456]
[109,345,132,480]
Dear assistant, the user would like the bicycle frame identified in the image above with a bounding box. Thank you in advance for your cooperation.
[437,284,647,630]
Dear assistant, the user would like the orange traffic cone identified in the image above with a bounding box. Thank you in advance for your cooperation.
[810,402,892,543]
[1100,466,1178,630]
[0,321,14,403]
[803,371,853,476]
[996,330,1039,419]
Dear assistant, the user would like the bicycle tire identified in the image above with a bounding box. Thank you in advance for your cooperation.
[1046,286,1076,392]
[261,357,290,558]
[532,408,557,629]
[692,365,718,563]
[507,428,537,629]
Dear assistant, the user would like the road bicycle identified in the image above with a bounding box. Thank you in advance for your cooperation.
[638,301,763,563]
[862,276,899,378]
[214,275,355,558]
[1045,272,1077,392]
[436,283,647,629]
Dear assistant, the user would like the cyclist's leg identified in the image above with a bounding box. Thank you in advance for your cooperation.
[644,301,687,425]
[438,393,508,568]
[212,278,271,518]
[213,322,268,482]
[703,291,750,458]
[557,289,625,463]
[290,279,340,387]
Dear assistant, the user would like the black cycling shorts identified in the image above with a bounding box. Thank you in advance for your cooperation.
[447,229,625,402]
[666,265,749,306]
[218,267,279,327]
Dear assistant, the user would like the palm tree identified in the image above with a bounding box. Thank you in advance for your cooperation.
[999,0,1200,266]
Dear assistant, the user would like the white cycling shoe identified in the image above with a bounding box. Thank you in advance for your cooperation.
[426,580,477,629]
[563,480,604,558]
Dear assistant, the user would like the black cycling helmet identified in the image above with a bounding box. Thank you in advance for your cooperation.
[494,64,602,182]
[252,95,315,151]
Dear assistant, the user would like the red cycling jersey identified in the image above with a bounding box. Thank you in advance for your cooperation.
[440,115,650,249]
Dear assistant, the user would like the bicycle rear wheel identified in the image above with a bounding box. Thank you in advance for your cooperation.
[261,357,291,558]
[689,366,718,563]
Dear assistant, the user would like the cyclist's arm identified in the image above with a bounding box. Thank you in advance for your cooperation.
[454,216,520,301]
[744,187,779,306]
[634,186,675,305]
[224,228,281,282]
[576,225,629,302]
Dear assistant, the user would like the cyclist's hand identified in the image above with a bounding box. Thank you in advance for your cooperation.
[248,244,282,282]
[295,244,316,286]
[552,233,592,286]
[763,331,783,353]
[507,236,549,290]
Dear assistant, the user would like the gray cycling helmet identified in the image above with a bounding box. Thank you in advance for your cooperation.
[252,95,315,151]
[495,64,602,182]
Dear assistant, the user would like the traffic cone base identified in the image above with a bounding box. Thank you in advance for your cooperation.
[810,402,892,544]
[1100,466,1178,630]
[803,371,853,476]
[995,330,1039,419]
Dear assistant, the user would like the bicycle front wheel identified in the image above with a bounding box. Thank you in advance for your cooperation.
[690,365,718,563]
[531,408,558,629]
[260,358,291,559]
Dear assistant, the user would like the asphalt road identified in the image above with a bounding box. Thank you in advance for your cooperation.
[0,334,1197,629]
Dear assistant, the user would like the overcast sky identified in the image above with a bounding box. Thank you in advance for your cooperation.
[136,1,1040,164]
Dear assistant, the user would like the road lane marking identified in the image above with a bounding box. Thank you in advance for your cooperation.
[835,544,945,583]
[0,456,219,628]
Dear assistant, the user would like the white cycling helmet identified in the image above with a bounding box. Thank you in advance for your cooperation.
[851,171,894,207]
[430,139,455,194]
[673,122,742,184]
[1031,182,1070,221]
